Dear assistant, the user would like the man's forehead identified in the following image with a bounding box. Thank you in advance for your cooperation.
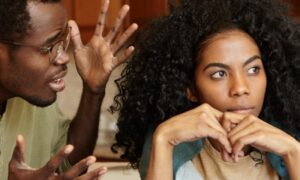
[27,2,66,34]
[27,1,66,26]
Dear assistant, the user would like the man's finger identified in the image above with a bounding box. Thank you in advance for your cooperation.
[11,135,26,163]
[94,0,110,36]
[61,156,100,179]
[68,20,84,51]
[77,166,108,179]
[105,4,130,43]
[114,46,134,66]
[111,23,138,54]
[38,144,74,178]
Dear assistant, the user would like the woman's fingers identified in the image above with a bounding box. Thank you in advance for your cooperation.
[221,112,245,132]
[203,126,232,153]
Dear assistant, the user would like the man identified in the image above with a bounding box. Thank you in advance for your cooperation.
[0,0,138,179]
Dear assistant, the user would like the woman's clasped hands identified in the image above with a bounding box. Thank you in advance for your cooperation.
[154,103,300,163]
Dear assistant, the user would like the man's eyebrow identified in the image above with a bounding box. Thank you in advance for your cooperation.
[43,23,68,45]
[203,55,262,71]
[43,31,62,46]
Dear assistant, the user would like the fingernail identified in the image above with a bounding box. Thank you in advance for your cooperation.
[238,151,245,157]
[99,167,108,175]
[231,154,237,162]
[17,134,23,141]
[228,146,232,153]
[234,155,239,162]
[64,145,74,154]
[230,123,237,129]
[123,4,130,10]
[222,150,230,162]
[86,156,96,166]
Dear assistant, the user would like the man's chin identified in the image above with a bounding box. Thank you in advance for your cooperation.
[24,95,57,107]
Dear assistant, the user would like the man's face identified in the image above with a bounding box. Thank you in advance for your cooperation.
[0,1,69,107]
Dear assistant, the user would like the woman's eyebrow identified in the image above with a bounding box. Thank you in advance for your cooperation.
[203,55,262,71]
[243,55,261,67]
[203,63,230,71]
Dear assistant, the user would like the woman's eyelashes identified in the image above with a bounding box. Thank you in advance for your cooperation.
[247,66,261,75]
[209,65,262,80]
[211,70,227,79]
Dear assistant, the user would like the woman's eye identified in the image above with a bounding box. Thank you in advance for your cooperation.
[211,71,226,79]
[248,66,260,74]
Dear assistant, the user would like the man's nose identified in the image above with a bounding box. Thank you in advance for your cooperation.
[53,50,70,65]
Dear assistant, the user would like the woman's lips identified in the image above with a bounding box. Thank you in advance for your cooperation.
[227,107,254,114]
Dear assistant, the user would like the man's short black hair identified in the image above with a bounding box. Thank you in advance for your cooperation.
[0,0,60,41]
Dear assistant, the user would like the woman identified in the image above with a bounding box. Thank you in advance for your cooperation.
[111,0,300,179]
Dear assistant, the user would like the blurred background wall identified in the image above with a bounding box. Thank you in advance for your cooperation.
[62,0,300,44]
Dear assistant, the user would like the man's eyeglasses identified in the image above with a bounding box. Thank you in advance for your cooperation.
[0,26,71,63]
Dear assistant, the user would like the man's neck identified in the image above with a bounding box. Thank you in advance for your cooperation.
[0,90,12,115]
[0,93,7,116]
[0,101,7,116]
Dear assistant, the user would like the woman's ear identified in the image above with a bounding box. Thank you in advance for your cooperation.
[186,87,198,102]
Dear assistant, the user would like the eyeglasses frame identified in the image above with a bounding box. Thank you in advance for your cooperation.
[0,25,71,63]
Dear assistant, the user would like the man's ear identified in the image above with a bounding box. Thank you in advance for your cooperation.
[186,87,198,102]
[0,43,10,64]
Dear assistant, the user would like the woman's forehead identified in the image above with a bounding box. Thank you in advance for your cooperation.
[197,30,261,66]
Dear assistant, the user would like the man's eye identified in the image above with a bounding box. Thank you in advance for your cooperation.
[211,71,226,79]
[39,46,51,54]
[248,66,260,74]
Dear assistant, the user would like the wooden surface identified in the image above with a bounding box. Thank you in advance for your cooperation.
[63,0,125,43]
[127,0,168,28]
[287,0,300,18]
[88,162,139,180]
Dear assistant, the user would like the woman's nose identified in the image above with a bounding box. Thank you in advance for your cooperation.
[229,75,250,97]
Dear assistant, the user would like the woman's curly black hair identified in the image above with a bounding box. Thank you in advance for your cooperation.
[0,0,60,41]
[111,0,300,168]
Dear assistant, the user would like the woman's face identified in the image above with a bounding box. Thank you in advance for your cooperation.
[190,30,267,116]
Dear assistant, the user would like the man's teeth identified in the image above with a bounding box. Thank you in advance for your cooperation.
[54,79,61,83]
